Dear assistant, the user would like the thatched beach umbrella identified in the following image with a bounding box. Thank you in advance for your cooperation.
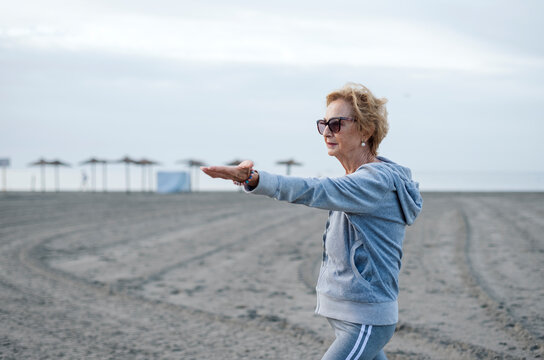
[115,156,138,193]
[276,158,302,175]
[135,158,161,192]
[49,159,71,192]
[80,157,107,192]
[177,159,206,192]
[226,159,245,166]
[29,158,50,192]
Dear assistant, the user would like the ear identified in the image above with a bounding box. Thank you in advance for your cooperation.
[360,124,375,142]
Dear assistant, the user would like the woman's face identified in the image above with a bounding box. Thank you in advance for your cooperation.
[323,99,364,159]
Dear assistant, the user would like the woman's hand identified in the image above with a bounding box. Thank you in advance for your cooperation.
[201,160,257,185]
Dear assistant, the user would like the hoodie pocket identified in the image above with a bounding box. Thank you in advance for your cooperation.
[350,240,375,283]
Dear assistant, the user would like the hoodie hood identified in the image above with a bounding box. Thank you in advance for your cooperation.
[376,156,423,225]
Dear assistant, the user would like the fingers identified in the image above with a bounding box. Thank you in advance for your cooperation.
[203,171,230,180]
[200,166,218,178]
[200,166,242,181]
[201,161,254,182]
[200,167,229,179]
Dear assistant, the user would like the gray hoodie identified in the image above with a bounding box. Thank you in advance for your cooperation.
[247,156,422,325]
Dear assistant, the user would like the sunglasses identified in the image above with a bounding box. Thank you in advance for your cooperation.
[316,117,355,135]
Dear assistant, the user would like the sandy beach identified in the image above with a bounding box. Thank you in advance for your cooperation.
[0,191,542,359]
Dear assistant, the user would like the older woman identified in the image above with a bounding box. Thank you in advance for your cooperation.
[201,83,422,360]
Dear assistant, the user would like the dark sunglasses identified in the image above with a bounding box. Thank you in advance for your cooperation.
[316,117,355,135]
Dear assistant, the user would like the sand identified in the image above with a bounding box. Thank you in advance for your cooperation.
[0,191,542,359]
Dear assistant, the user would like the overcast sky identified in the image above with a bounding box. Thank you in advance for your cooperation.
[1,0,543,190]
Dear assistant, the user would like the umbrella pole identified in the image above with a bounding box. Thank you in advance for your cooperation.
[189,167,193,192]
[191,166,197,192]
[92,163,96,193]
[103,163,107,192]
[2,165,6,192]
[195,167,199,192]
[41,164,45,192]
[55,165,60,192]
[125,162,130,194]
[148,166,152,192]
[141,165,146,192]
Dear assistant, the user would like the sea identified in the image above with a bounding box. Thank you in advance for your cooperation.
[2,169,544,192]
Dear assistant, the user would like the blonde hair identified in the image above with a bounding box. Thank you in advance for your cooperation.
[326,83,389,156]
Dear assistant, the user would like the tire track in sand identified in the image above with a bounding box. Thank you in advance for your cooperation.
[15,213,329,351]
[458,205,544,358]
[2,194,331,359]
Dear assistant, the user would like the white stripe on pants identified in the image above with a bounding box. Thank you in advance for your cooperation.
[321,318,395,360]
[345,325,372,360]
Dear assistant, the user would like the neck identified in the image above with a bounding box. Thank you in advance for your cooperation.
[338,148,377,174]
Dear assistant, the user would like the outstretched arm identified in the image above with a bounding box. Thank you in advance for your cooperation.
[203,161,391,214]
[201,160,260,188]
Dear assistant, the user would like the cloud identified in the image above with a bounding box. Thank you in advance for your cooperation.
[1,0,543,181]
[1,5,541,74]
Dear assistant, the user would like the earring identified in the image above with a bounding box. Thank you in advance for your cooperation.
[361,140,366,147]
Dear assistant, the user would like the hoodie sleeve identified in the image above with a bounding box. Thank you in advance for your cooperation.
[246,168,392,214]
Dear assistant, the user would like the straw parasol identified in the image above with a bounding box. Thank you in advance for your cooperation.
[115,156,138,193]
[80,157,107,192]
[276,158,302,175]
[177,159,206,192]
[135,158,161,192]
[226,159,245,166]
[29,158,50,192]
[49,159,71,192]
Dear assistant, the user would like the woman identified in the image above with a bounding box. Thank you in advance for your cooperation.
[201,83,422,360]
